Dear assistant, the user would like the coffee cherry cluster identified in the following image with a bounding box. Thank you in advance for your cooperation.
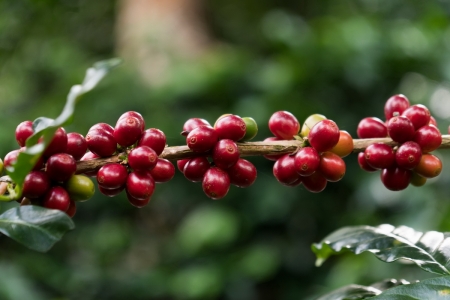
[82,111,174,207]
[265,111,352,193]
[178,115,258,200]
[4,122,95,217]
[357,94,442,190]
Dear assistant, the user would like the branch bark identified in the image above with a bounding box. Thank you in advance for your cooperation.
[74,135,450,174]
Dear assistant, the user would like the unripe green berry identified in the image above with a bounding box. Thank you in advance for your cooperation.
[64,175,95,202]
[240,117,258,141]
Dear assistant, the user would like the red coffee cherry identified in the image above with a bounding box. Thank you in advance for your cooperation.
[43,127,68,157]
[308,120,340,153]
[126,190,151,208]
[3,149,21,169]
[186,126,218,152]
[118,111,145,132]
[402,104,431,130]
[97,163,128,189]
[177,159,190,173]
[294,147,321,176]
[387,116,415,143]
[212,139,240,169]
[137,128,166,155]
[357,117,387,139]
[318,152,346,182]
[202,167,230,199]
[395,141,422,170]
[66,132,88,160]
[66,199,77,218]
[413,125,442,153]
[15,120,34,147]
[22,171,50,199]
[357,152,377,172]
[380,167,411,191]
[98,185,124,197]
[46,153,77,182]
[268,111,300,140]
[183,118,211,133]
[215,115,247,141]
[414,154,442,178]
[384,94,410,120]
[263,137,285,161]
[126,171,155,200]
[149,158,175,183]
[429,116,438,127]
[80,151,100,177]
[43,186,71,211]
[285,176,303,187]
[227,158,257,188]
[302,172,327,193]
[183,157,210,182]
[128,146,158,171]
[86,124,116,157]
[114,116,143,147]
[273,154,301,186]
[364,143,395,169]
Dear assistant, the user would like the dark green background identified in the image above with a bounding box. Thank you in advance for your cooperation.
[1,1,450,299]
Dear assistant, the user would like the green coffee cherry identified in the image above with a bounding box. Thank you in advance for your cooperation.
[300,114,327,137]
[65,174,95,202]
[0,158,3,175]
[241,117,258,141]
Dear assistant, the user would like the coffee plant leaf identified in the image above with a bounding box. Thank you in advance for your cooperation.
[0,206,75,252]
[312,224,450,275]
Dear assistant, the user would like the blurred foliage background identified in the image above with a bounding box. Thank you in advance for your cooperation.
[1,0,450,299]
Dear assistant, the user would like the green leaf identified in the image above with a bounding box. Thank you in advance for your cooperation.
[370,276,450,299]
[316,284,381,300]
[0,206,75,252]
[1,58,121,201]
[312,224,450,275]
[317,279,410,300]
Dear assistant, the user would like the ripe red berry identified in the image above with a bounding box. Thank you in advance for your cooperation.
[97,163,129,189]
[308,120,340,153]
[302,172,327,193]
[202,167,230,199]
[86,124,117,157]
[177,159,190,173]
[66,132,88,160]
[43,186,71,211]
[149,158,175,183]
[318,152,346,182]
[212,139,240,169]
[380,167,411,191]
[402,104,431,130]
[3,149,21,169]
[80,151,100,177]
[384,94,410,120]
[66,199,77,218]
[413,125,442,153]
[114,116,143,147]
[126,190,151,208]
[186,126,218,152]
[227,158,257,188]
[183,157,210,182]
[214,115,247,141]
[268,111,300,140]
[414,154,442,178]
[273,154,301,186]
[364,143,395,169]
[43,127,67,157]
[118,111,145,132]
[126,171,155,200]
[357,152,377,172]
[387,116,415,143]
[183,118,211,133]
[356,117,387,139]
[128,146,158,171]
[15,120,34,147]
[22,171,50,199]
[98,185,124,197]
[138,128,166,155]
[294,147,320,176]
[429,116,438,127]
[46,153,77,182]
[395,141,422,170]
